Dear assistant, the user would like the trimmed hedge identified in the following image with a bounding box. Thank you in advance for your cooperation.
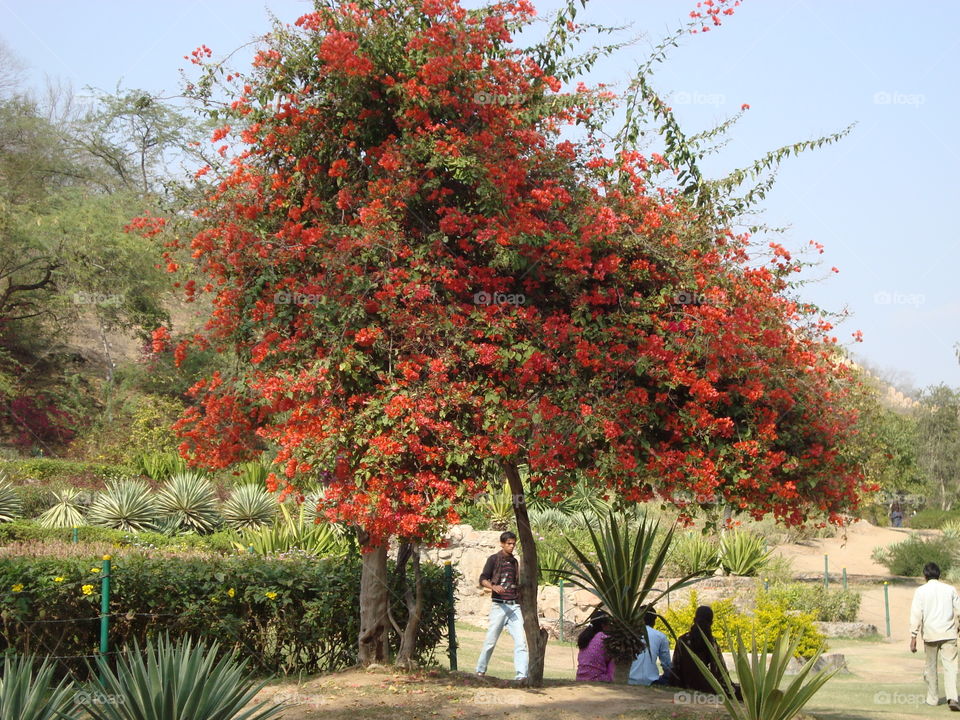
[1,459,134,485]
[764,582,861,622]
[907,508,960,530]
[0,553,456,677]
[0,520,239,553]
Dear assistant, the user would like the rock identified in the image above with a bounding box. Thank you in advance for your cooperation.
[540,618,580,641]
[814,621,879,639]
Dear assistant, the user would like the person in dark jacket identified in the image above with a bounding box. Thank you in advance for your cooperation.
[670,605,740,698]
[475,531,527,680]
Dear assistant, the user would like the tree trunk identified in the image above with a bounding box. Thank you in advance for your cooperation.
[503,461,548,687]
[358,539,390,665]
[396,543,424,667]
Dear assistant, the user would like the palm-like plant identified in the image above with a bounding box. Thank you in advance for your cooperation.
[0,654,77,720]
[88,480,159,532]
[720,530,772,576]
[84,635,285,720]
[480,483,515,531]
[670,531,721,576]
[36,488,87,528]
[134,451,188,482]
[687,630,838,720]
[237,460,270,487]
[221,484,277,530]
[238,503,349,556]
[555,509,708,663]
[0,477,22,523]
[155,472,221,534]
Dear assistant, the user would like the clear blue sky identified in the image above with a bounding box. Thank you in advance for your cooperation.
[2,0,957,393]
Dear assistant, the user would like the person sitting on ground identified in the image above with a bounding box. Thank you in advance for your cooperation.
[628,607,671,686]
[576,610,615,682]
[670,605,740,698]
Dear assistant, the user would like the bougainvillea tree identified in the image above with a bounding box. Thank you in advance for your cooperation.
[135,0,869,681]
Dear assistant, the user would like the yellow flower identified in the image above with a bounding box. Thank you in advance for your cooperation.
[211,596,219,603]
[11,583,23,593]
[54,577,64,583]
[265,591,277,599]
[81,584,95,596]
[90,568,101,573]
[227,587,235,598]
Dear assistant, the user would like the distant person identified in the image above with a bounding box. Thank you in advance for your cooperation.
[910,562,960,709]
[628,608,671,686]
[891,497,905,528]
[476,531,527,681]
[670,605,741,699]
[576,611,615,682]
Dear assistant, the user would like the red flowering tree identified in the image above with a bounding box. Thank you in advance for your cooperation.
[138,0,869,681]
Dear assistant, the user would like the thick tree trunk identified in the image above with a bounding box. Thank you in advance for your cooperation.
[503,461,548,687]
[358,540,390,665]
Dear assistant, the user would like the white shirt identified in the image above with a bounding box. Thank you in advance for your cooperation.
[628,626,672,685]
[911,578,960,641]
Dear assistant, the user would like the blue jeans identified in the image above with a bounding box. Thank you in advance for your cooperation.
[476,601,528,679]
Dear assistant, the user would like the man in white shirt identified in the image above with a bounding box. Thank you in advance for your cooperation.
[910,562,960,709]
[628,608,672,686]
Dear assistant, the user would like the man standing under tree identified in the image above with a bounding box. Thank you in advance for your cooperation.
[910,562,960,709]
[476,531,528,681]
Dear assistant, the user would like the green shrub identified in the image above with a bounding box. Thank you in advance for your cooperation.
[0,553,454,677]
[660,589,825,658]
[764,583,861,622]
[0,460,132,487]
[133,451,188,482]
[872,535,959,577]
[907,508,960,529]
[0,520,238,553]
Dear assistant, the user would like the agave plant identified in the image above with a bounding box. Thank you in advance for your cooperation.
[720,530,772,576]
[942,519,960,540]
[669,531,721,576]
[88,480,159,532]
[155,472,221,534]
[221,484,277,531]
[0,653,77,720]
[84,635,285,720]
[555,509,708,663]
[480,483,515,531]
[238,502,349,556]
[36,487,87,529]
[687,630,838,720]
[0,477,22,523]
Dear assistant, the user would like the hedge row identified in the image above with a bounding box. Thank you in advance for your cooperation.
[0,553,456,677]
[0,520,238,553]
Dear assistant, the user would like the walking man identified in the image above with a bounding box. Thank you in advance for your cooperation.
[476,531,528,680]
[910,562,960,709]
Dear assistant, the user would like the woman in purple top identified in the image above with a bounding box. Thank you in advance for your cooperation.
[576,612,615,682]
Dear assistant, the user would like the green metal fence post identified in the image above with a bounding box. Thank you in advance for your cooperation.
[763,577,769,592]
[884,582,891,638]
[559,578,565,643]
[100,555,112,665]
[72,527,79,544]
[444,561,457,671]
[842,567,847,590]
[824,554,829,589]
